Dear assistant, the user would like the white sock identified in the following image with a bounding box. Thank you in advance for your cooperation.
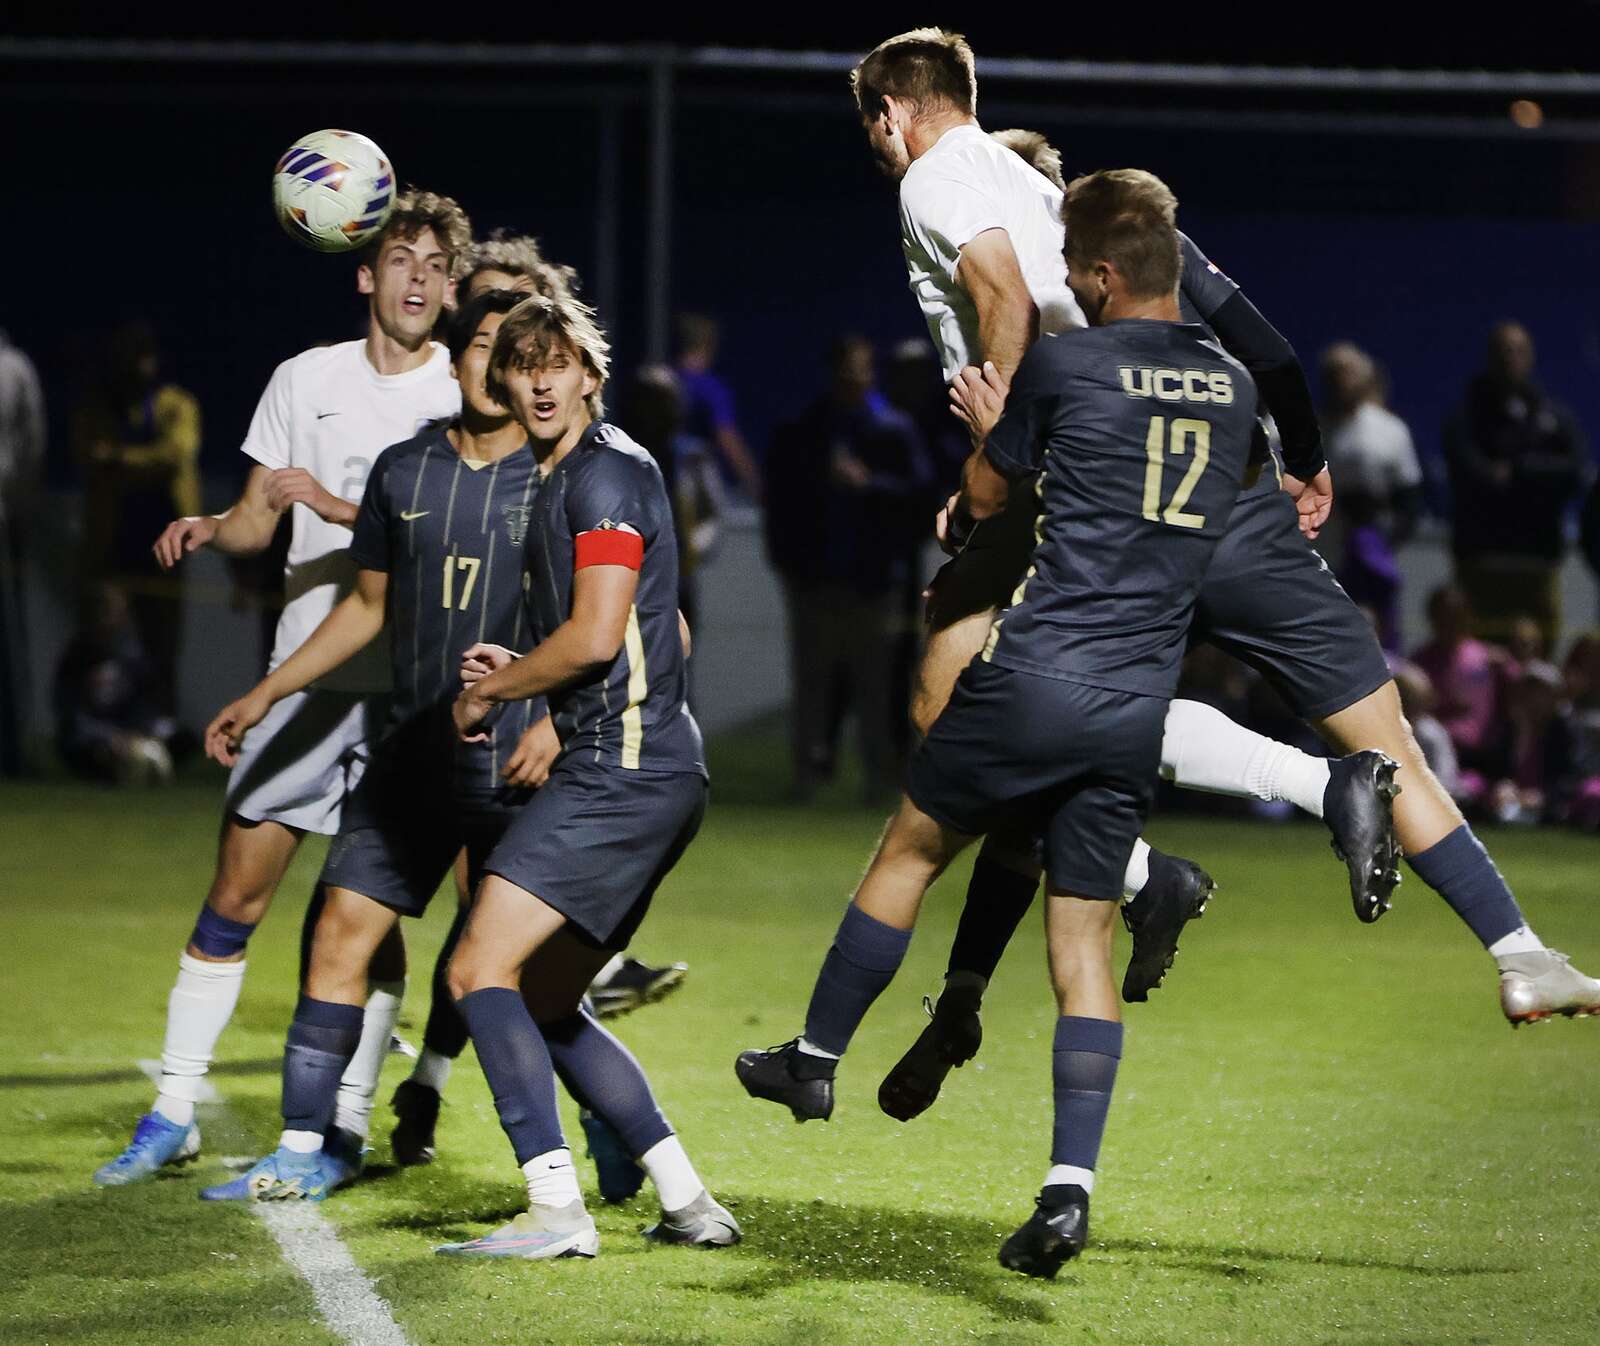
[409,1047,453,1094]
[522,1147,584,1209]
[279,1129,322,1154]
[154,954,247,1126]
[640,1135,704,1211]
[332,979,405,1140]
[796,1037,840,1061]
[1045,1163,1095,1194]
[1161,699,1331,817]
[1122,839,1152,901]
[590,953,627,991]
[1489,925,1547,959]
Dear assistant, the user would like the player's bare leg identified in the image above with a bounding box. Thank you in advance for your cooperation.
[1318,681,1600,1025]
[1000,893,1120,1279]
[910,609,996,737]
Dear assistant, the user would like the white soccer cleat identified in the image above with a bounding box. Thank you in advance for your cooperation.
[1498,948,1600,1026]
[435,1201,598,1260]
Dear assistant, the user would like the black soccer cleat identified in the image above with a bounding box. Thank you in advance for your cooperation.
[390,1079,442,1167]
[999,1183,1090,1279]
[1323,750,1402,924]
[590,957,689,1020]
[877,984,984,1122]
[734,1040,835,1122]
[1120,848,1215,1003]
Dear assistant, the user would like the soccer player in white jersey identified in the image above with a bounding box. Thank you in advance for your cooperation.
[92,191,474,1187]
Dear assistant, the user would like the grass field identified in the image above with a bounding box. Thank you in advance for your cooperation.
[4,752,1599,1346]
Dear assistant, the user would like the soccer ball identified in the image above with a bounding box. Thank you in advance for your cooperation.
[272,129,396,253]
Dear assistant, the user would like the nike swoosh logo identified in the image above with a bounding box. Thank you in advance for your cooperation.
[315,411,341,420]
[401,510,430,521]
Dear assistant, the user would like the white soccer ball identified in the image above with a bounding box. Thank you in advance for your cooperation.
[272,129,396,253]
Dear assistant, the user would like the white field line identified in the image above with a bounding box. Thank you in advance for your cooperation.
[137,1059,413,1346]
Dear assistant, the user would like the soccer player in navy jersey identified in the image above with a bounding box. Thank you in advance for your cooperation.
[438,293,736,1260]
[741,170,1258,1277]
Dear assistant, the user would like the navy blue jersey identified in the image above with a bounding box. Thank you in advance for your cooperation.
[350,423,544,796]
[524,421,705,776]
[980,319,1259,697]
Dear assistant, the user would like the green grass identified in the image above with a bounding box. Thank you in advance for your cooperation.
[3,761,1599,1346]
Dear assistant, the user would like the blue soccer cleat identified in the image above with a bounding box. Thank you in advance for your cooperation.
[93,1112,201,1187]
[321,1126,369,1188]
[579,1109,645,1203]
[435,1202,598,1260]
[199,1146,342,1203]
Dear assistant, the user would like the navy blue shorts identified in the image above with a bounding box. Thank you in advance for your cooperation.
[907,660,1165,900]
[319,721,521,917]
[483,758,708,951]
[1192,488,1394,721]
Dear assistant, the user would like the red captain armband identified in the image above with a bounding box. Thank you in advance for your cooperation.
[574,525,644,571]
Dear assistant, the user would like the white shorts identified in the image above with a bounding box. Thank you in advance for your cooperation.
[224,688,390,836]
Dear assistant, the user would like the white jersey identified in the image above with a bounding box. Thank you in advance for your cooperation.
[898,123,1086,381]
[240,339,460,692]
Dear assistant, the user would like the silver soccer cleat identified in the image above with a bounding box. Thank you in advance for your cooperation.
[643,1189,742,1247]
[1497,948,1600,1026]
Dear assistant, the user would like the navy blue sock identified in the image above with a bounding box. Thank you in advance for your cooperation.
[802,903,912,1057]
[946,855,1038,983]
[1407,825,1526,950]
[543,1006,672,1159]
[1051,1016,1123,1170]
[422,907,471,1059]
[458,987,565,1164]
[281,996,364,1135]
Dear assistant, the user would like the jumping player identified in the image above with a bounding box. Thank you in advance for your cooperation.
[741,170,1259,1277]
[93,191,473,1187]
[439,293,736,1259]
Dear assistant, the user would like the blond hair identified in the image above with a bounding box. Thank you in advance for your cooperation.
[367,188,473,271]
[462,229,581,299]
[851,29,976,118]
[1062,169,1180,300]
[487,293,611,419]
[991,128,1064,191]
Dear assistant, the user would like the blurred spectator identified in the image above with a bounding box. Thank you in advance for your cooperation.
[0,326,46,775]
[1410,584,1511,790]
[621,364,725,630]
[1319,342,1422,651]
[1488,661,1577,825]
[1506,614,1548,669]
[1392,660,1462,800]
[765,335,931,802]
[72,322,200,715]
[674,313,763,502]
[1581,478,1600,623]
[54,582,180,785]
[1443,321,1590,646]
[1561,632,1600,830]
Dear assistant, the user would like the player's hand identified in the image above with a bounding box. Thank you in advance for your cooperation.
[153,515,218,570]
[266,468,347,524]
[460,642,516,685]
[453,687,493,743]
[1281,467,1334,539]
[204,688,272,767]
[502,715,560,788]
[948,361,1009,447]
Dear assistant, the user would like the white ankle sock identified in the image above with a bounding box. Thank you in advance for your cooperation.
[1122,839,1152,901]
[591,953,627,990]
[522,1147,583,1208]
[279,1129,322,1154]
[332,979,405,1140]
[1161,699,1331,817]
[1045,1163,1095,1193]
[1489,925,1547,959]
[640,1135,704,1211]
[409,1047,453,1094]
[796,1038,839,1061]
[154,954,247,1126]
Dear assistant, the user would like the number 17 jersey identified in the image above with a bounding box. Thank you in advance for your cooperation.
[980,319,1258,699]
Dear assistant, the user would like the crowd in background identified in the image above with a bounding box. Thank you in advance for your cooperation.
[2,308,1599,831]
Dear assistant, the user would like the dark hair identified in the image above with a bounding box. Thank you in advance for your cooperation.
[851,29,977,118]
[1062,169,1180,300]
[448,288,527,366]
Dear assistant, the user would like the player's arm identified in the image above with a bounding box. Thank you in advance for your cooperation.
[204,568,388,764]
[455,563,638,739]
[955,228,1039,386]
[262,468,359,528]
[152,464,282,568]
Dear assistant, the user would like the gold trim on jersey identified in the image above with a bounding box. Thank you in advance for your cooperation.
[620,605,649,769]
